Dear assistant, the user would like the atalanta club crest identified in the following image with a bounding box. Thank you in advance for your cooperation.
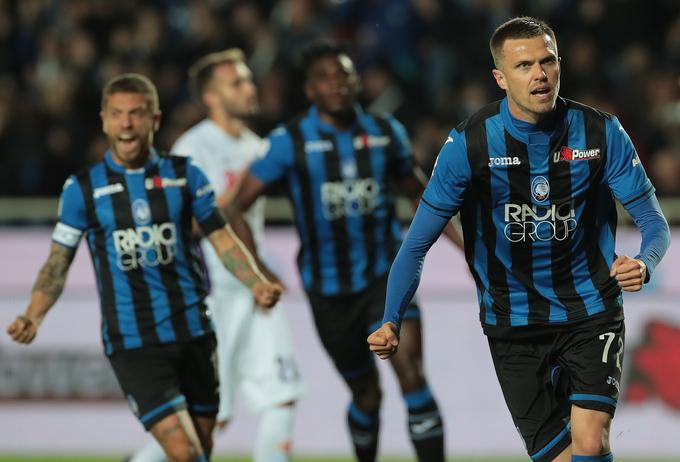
[531,176,550,202]
[132,198,151,225]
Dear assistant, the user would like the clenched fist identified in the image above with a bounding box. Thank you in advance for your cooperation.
[252,280,284,308]
[610,255,647,292]
[367,322,400,360]
[7,315,39,344]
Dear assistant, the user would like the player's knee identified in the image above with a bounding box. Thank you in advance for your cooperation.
[163,442,201,462]
[572,431,610,456]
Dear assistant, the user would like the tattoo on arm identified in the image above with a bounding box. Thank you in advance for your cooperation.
[220,248,260,289]
[32,244,76,300]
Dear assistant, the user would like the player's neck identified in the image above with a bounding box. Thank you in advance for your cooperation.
[317,109,355,132]
[211,112,245,138]
[110,148,151,170]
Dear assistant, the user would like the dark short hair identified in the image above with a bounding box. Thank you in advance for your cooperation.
[188,48,247,98]
[489,16,557,67]
[300,42,351,76]
[101,73,159,112]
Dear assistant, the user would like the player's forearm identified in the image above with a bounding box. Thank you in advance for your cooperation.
[626,194,670,279]
[383,205,450,328]
[210,225,268,290]
[225,203,259,256]
[27,243,75,323]
[24,291,57,325]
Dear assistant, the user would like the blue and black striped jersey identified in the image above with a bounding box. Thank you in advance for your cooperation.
[250,105,413,296]
[53,149,225,354]
[423,97,654,337]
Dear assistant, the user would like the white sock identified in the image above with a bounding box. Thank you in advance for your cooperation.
[128,438,166,462]
[253,405,295,462]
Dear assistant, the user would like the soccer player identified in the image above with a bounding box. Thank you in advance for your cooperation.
[129,50,304,462]
[228,43,463,462]
[369,17,670,462]
[6,73,283,462]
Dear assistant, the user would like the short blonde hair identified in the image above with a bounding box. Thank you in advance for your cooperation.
[188,48,246,97]
[101,73,159,113]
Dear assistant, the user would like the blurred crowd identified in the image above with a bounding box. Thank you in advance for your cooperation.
[0,0,678,197]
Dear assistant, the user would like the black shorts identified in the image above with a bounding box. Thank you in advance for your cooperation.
[307,275,420,381]
[488,320,625,462]
[108,333,219,430]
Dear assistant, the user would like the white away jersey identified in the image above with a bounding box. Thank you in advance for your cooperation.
[172,119,267,289]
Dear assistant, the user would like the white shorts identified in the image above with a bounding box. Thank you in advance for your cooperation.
[207,285,304,422]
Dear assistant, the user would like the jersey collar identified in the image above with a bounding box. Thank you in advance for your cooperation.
[501,97,567,145]
[308,104,365,133]
[104,147,160,174]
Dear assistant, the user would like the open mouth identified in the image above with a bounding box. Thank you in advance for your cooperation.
[531,87,552,96]
[117,134,137,146]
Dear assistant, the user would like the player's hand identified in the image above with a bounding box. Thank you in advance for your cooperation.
[252,280,284,308]
[7,315,39,344]
[610,255,646,292]
[367,322,400,360]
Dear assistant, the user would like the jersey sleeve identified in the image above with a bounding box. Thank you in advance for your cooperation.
[385,115,415,178]
[420,129,472,218]
[52,175,88,248]
[249,127,294,185]
[605,116,655,208]
[186,158,226,235]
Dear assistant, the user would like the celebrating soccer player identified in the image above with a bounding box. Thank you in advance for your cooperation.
[129,50,304,462]
[369,16,670,462]
[6,73,282,462]
[228,43,463,462]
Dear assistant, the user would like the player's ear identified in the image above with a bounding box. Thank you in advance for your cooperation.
[100,111,109,135]
[492,68,507,91]
[153,111,162,132]
[203,89,217,110]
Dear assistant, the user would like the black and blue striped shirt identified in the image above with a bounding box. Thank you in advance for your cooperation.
[250,105,413,296]
[53,150,225,354]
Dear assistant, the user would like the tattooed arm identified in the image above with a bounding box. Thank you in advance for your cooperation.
[7,243,76,344]
[206,225,283,308]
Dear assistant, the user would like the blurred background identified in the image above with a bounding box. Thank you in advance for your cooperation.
[0,0,679,200]
[0,0,679,460]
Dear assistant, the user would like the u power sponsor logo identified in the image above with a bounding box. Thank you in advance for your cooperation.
[320,178,380,220]
[112,222,178,271]
[554,146,601,162]
[503,201,577,242]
